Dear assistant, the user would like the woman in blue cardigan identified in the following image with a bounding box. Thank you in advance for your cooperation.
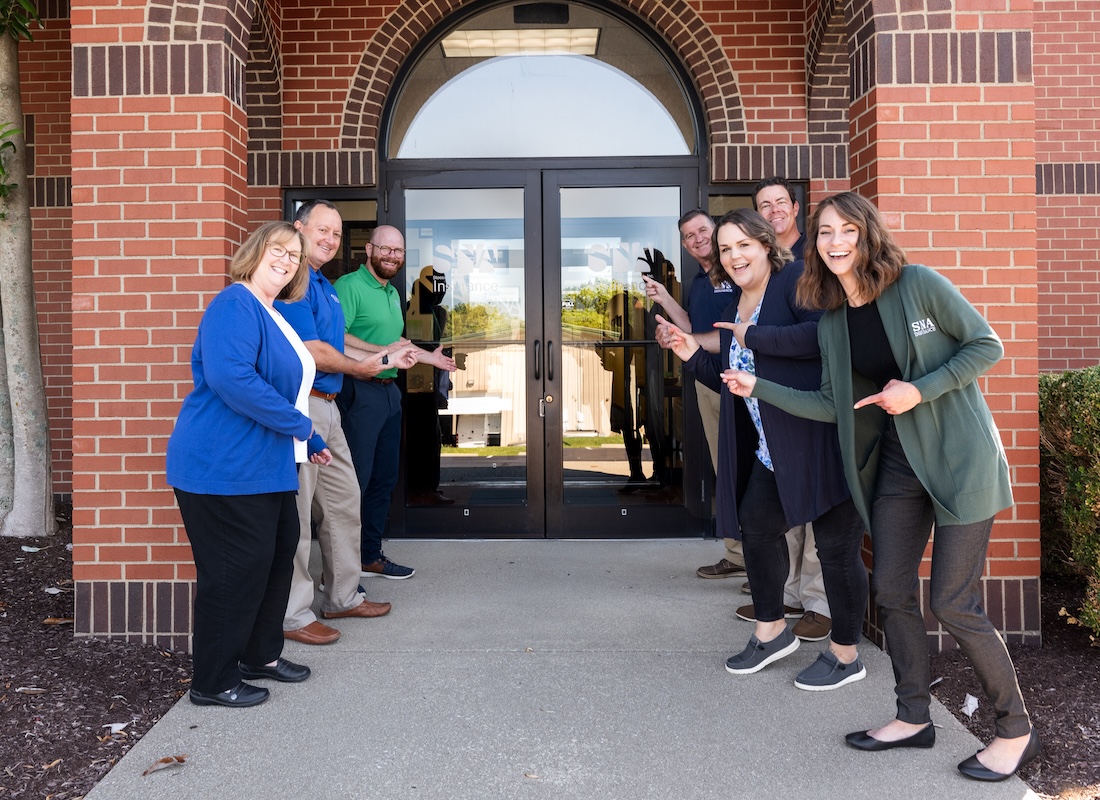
[167,221,331,708]
[722,192,1038,781]
[658,209,868,691]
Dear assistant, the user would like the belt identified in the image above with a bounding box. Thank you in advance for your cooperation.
[365,377,395,385]
[310,388,338,401]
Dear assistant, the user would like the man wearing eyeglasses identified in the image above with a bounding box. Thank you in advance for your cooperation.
[276,200,413,646]
[335,225,457,581]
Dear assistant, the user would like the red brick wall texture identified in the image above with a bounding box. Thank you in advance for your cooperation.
[8,0,1062,648]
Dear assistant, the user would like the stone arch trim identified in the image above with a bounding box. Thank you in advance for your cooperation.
[339,0,746,163]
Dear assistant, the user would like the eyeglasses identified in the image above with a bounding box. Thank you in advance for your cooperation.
[372,244,406,258]
[267,243,304,265]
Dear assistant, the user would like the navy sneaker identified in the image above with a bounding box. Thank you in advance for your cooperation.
[361,555,415,580]
[795,650,866,691]
[725,627,800,674]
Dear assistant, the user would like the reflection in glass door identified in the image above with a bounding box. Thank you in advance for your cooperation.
[401,188,540,534]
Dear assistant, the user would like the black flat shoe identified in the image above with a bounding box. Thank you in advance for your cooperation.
[189,681,269,708]
[238,657,311,683]
[845,724,935,751]
[957,729,1041,782]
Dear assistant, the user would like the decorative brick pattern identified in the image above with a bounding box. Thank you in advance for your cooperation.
[72,43,246,107]
[75,580,194,651]
[146,0,252,65]
[807,0,850,155]
[248,149,374,187]
[1036,162,1100,195]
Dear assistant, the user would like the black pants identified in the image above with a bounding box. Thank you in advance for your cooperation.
[175,489,299,694]
[739,460,868,645]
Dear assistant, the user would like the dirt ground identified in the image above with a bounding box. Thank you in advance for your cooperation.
[1,510,1098,799]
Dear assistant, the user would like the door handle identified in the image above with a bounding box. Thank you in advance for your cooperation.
[547,340,554,382]
[534,340,541,381]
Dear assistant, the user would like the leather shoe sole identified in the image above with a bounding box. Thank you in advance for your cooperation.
[845,724,935,751]
[957,729,1041,782]
[239,657,311,683]
[322,599,392,619]
[284,620,341,645]
[189,682,269,708]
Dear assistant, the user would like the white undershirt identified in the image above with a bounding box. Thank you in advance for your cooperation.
[251,291,316,464]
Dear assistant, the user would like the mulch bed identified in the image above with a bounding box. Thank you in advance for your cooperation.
[929,573,1100,799]
[1,508,1097,799]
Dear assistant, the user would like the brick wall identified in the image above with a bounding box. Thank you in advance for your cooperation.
[849,1,1040,647]
[1034,0,1100,371]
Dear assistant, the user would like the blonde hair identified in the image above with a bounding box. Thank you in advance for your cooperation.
[229,221,310,302]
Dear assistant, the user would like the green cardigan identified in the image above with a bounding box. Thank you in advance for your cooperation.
[751,263,1013,529]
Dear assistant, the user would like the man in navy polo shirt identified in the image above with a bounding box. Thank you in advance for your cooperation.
[276,200,415,646]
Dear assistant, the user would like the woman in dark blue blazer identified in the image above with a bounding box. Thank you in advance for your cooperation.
[658,209,867,690]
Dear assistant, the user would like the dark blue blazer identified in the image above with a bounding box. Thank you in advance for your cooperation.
[686,261,851,538]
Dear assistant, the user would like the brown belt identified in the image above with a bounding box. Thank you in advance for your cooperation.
[310,388,338,401]
[365,377,395,385]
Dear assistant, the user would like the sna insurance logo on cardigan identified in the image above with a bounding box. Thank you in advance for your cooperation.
[911,317,937,337]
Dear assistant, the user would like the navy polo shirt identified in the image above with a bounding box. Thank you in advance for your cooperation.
[276,267,346,396]
[686,264,734,334]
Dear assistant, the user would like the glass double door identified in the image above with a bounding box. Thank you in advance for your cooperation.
[390,168,708,538]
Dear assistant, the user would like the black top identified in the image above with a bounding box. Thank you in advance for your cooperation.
[846,299,902,389]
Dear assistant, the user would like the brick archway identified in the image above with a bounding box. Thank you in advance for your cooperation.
[339,0,745,173]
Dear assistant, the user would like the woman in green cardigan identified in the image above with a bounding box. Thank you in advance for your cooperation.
[721,192,1038,782]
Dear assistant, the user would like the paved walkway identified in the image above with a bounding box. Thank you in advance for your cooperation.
[86,540,1038,799]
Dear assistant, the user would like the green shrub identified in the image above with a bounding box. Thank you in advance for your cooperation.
[1039,367,1100,641]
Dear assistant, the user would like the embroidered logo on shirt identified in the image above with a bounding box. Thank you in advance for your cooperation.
[911,318,937,337]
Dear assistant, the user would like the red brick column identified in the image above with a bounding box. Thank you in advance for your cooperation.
[850,2,1040,646]
[70,1,249,649]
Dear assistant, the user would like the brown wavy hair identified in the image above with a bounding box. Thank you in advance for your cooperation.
[797,192,907,310]
[229,221,310,303]
[708,208,793,288]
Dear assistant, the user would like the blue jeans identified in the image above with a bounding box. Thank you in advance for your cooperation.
[870,420,1030,738]
[337,377,403,564]
[739,460,868,645]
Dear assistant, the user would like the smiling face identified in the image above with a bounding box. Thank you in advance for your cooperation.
[755,183,800,246]
[679,213,716,267]
[367,225,406,284]
[295,205,342,270]
[249,234,304,302]
[815,205,863,289]
[716,222,772,294]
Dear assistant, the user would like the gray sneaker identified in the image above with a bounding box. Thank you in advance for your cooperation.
[794,651,867,691]
[725,627,800,674]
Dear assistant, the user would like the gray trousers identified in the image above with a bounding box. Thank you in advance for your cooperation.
[870,421,1030,739]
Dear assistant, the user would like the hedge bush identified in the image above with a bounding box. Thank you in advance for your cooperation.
[1039,366,1100,641]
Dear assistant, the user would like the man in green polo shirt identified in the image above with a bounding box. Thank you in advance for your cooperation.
[335,225,456,579]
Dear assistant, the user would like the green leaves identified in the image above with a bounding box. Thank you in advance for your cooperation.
[0,0,42,42]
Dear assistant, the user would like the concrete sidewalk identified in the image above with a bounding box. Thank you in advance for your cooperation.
[86,540,1038,799]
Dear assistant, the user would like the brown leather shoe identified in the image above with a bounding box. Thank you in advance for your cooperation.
[321,598,392,619]
[283,620,341,645]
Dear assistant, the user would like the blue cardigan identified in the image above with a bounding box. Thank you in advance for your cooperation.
[166,283,313,495]
[687,261,852,538]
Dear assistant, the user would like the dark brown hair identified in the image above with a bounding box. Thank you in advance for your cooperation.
[797,192,907,310]
[708,208,792,287]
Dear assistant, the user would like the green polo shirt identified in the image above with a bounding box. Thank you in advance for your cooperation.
[334,265,404,380]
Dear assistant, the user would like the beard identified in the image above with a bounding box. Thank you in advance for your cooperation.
[370,251,402,281]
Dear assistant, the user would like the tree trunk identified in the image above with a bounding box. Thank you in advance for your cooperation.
[0,33,56,537]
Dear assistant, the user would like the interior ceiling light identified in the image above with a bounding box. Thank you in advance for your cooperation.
[441,28,600,57]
